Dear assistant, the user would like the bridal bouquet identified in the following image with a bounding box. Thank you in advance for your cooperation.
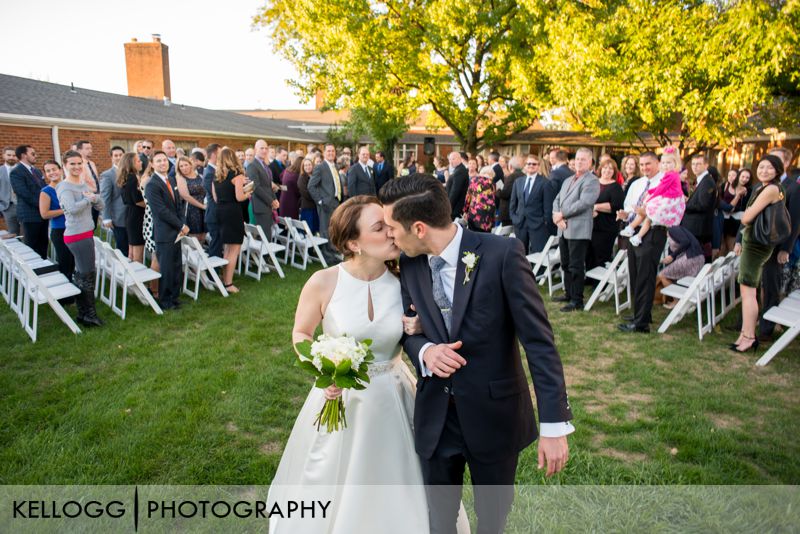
[294,334,374,432]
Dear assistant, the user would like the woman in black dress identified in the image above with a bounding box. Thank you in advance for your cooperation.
[175,155,207,243]
[589,159,625,269]
[118,153,146,262]
[212,147,252,293]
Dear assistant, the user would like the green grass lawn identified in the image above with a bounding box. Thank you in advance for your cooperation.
[1,265,799,485]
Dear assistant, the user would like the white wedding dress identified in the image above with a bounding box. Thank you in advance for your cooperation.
[269,265,468,533]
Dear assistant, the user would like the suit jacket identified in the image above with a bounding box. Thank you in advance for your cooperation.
[374,160,395,192]
[308,161,341,213]
[203,164,217,224]
[144,174,185,243]
[0,165,14,212]
[246,159,277,215]
[496,169,523,223]
[552,171,601,240]
[346,163,377,198]
[445,163,469,219]
[401,229,572,463]
[510,173,555,233]
[681,173,718,240]
[9,163,45,223]
[269,160,285,187]
[780,177,800,254]
[100,166,127,227]
[548,165,572,196]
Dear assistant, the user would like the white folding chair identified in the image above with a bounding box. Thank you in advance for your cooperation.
[14,256,81,342]
[756,295,800,366]
[492,225,514,237]
[243,223,286,280]
[658,262,717,339]
[286,218,329,270]
[98,242,162,319]
[584,249,631,314]
[181,236,229,300]
[526,235,564,296]
[274,217,293,264]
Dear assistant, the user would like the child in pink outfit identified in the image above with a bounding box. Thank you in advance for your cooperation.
[620,149,686,246]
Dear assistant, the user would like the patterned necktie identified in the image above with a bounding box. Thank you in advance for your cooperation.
[430,256,452,335]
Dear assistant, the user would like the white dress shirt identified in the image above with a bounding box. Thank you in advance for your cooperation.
[416,224,574,438]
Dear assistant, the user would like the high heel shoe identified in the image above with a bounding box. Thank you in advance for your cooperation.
[729,335,759,353]
[728,331,746,349]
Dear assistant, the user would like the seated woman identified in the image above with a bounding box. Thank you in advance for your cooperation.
[620,147,686,246]
[656,226,705,308]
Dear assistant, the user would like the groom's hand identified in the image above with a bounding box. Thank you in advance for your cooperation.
[423,341,465,378]
[537,436,569,477]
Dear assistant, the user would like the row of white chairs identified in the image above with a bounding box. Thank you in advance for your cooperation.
[1,236,81,342]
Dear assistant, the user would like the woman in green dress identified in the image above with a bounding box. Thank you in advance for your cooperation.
[731,155,786,352]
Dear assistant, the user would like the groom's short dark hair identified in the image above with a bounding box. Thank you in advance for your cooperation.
[378,173,452,230]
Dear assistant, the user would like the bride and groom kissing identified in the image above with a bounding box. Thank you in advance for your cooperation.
[269,174,573,534]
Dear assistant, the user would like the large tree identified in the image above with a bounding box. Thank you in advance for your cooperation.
[254,0,552,152]
[535,0,799,154]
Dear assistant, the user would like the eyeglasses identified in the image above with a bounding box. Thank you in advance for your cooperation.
[526,162,539,166]
[142,146,153,150]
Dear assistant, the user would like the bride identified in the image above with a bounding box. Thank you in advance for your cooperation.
[269,196,469,533]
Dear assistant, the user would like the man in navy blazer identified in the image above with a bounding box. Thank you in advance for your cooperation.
[509,154,555,254]
[203,144,223,258]
[144,151,188,310]
[373,150,395,192]
[444,151,469,219]
[547,148,573,195]
[9,145,48,258]
[380,174,572,534]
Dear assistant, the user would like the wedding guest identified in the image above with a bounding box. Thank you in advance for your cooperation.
[244,148,255,169]
[39,160,74,281]
[475,154,485,170]
[279,156,302,220]
[731,155,786,352]
[297,158,319,233]
[488,151,504,184]
[588,158,625,269]
[190,150,206,175]
[162,139,178,176]
[0,146,19,237]
[552,147,601,311]
[496,155,523,227]
[118,153,146,263]
[682,153,718,259]
[719,168,751,256]
[145,150,188,309]
[140,162,159,296]
[10,144,48,258]
[466,157,479,179]
[463,166,496,232]
[347,146,377,198]
[213,147,251,293]
[247,139,279,238]
[175,155,206,242]
[445,151,469,219]
[402,152,417,175]
[432,156,447,183]
[57,151,104,326]
[499,154,511,179]
[620,154,640,196]
[656,225,705,308]
[76,141,100,210]
[548,149,572,194]
[510,155,554,254]
[139,140,153,171]
[203,144,223,258]
[270,145,289,191]
[680,167,690,197]
[374,151,395,191]
[100,146,128,255]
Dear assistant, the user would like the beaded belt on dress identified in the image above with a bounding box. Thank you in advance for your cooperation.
[368,357,401,377]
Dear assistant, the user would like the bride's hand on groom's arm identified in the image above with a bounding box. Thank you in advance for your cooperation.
[537,436,569,477]
[423,341,466,378]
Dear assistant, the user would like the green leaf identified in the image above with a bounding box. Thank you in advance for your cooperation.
[335,359,351,375]
[297,360,321,377]
[355,370,370,382]
[352,383,367,390]
[294,340,312,358]
[315,375,333,389]
[361,339,373,347]
[321,357,336,375]
[334,375,356,389]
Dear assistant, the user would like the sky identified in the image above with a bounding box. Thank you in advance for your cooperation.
[0,0,312,111]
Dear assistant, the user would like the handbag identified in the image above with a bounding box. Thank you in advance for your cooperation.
[752,188,791,246]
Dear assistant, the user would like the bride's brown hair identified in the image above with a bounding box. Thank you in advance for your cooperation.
[329,195,399,274]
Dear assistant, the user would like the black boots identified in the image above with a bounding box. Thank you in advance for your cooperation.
[74,271,104,327]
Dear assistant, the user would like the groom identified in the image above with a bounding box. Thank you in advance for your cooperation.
[379,174,573,534]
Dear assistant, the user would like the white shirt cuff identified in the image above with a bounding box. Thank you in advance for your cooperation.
[539,421,575,438]
[418,342,434,377]
[102,219,112,225]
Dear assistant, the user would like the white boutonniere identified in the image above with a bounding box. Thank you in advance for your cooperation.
[461,252,479,285]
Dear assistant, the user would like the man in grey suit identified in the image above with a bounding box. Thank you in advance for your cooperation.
[0,146,19,236]
[246,139,279,239]
[100,146,128,254]
[509,154,555,254]
[308,143,343,264]
[346,146,377,198]
[552,147,600,312]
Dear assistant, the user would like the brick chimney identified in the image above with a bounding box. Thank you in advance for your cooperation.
[124,34,171,101]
